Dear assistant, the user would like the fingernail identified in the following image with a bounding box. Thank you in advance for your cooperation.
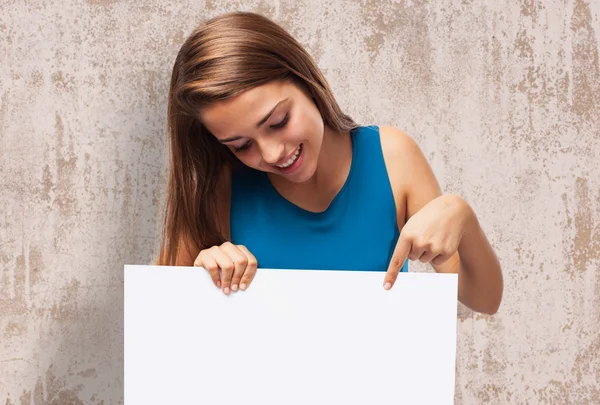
[231,284,238,291]
[384,282,392,290]
[223,287,230,294]
[240,283,247,291]
[217,281,221,288]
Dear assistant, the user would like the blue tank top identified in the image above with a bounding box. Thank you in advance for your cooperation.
[229,125,408,273]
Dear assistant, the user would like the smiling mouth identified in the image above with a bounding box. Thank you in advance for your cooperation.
[275,144,302,168]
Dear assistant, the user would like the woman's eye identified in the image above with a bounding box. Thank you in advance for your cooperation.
[234,140,251,153]
[270,113,289,129]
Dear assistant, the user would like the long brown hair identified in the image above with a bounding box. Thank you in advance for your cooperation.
[157,11,357,265]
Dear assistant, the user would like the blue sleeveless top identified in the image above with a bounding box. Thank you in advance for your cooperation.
[229,125,408,273]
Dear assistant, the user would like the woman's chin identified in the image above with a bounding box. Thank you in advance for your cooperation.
[269,161,315,184]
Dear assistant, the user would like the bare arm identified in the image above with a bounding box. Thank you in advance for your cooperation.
[381,126,503,314]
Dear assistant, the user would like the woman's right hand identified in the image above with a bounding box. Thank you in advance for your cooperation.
[194,242,258,295]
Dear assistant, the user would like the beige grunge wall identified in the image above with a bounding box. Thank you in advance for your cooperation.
[1,0,599,404]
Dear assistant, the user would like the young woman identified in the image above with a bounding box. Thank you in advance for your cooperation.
[157,11,503,314]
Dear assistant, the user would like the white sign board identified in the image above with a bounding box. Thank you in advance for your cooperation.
[124,265,458,404]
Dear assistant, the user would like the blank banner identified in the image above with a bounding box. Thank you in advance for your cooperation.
[124,265,458,404]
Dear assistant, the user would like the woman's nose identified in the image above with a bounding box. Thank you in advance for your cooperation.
[259,138,286,165]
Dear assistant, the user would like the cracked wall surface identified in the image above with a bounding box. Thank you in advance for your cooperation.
[1,1,599,404]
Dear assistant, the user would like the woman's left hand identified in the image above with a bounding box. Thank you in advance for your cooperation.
[384,194,474,290]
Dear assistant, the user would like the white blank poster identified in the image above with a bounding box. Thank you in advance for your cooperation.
[124,265,458,405]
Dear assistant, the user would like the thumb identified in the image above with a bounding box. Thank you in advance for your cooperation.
[384,235,411,290]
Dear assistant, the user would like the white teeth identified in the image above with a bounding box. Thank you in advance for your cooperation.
[277,145,301,168]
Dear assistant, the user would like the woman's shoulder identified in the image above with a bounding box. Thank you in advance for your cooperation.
[376,125,427,180]
[375,125,440,226]
[377,125,420,157]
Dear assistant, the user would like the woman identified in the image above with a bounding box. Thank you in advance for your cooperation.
[157,11,503,314]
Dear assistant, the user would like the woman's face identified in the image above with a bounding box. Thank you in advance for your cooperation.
[200,79,325,183]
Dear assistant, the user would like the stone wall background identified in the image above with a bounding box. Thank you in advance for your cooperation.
[1,1,599,403]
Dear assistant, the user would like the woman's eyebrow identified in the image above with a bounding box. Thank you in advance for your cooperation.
[255,97,289,128]
[218,136,243,143]
[219,97,290,143]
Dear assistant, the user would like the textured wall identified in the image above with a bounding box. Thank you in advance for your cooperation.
[1,0,599,404]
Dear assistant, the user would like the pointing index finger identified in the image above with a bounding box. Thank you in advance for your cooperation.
[384,235,411,290]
